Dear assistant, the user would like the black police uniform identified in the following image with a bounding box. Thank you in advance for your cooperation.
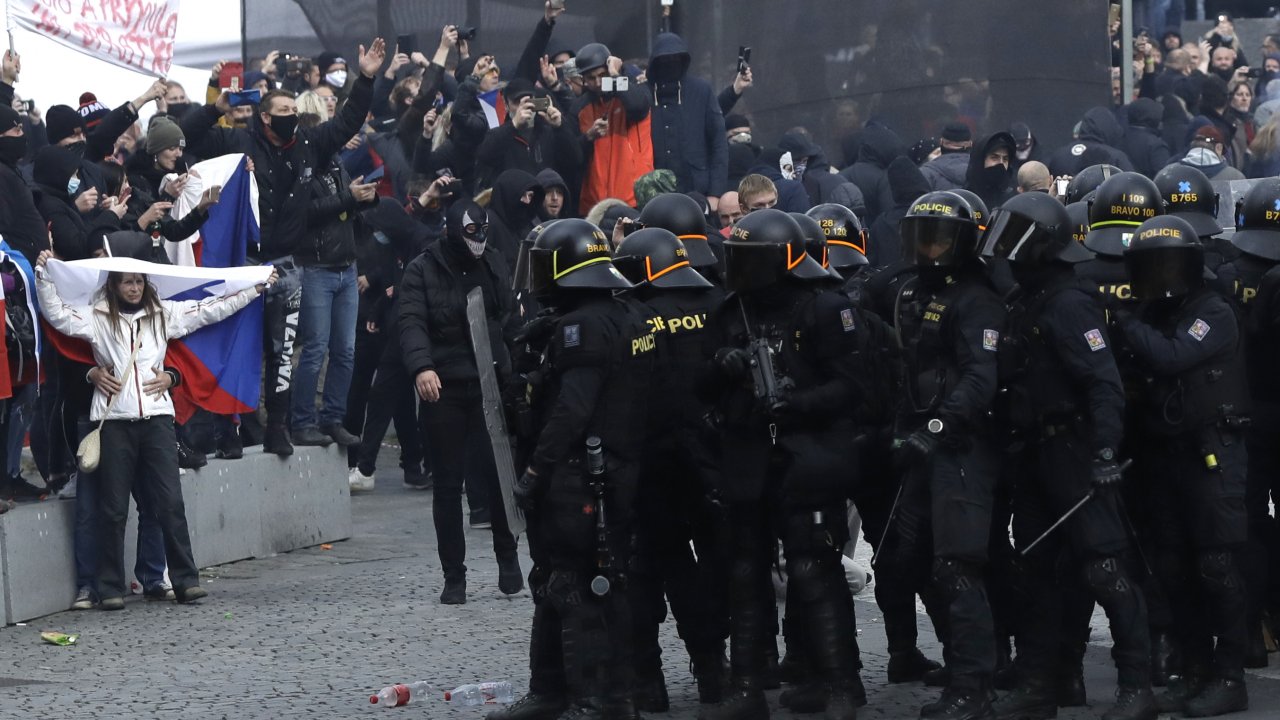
[618,243,730,709]
[1114,285,1251,709]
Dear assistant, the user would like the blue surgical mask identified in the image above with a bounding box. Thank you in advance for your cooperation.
[66,176,81,196]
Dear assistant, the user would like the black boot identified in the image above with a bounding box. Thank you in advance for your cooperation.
[633,671,668,713]
[1101,686,1156,720]
[263,423,293,457]
[696,686,768,720]
[921,686,995,720]
[486,693,569,720]
[1245,620,1268,669]
[177,441,207,469]
[1182,678,1248,717]
[1154,674,1206,714]
[1054,669,1086,708]
[216,426,243,459]
[779,682,824,713]
[690,647,727,704]
[923,665,951,687]
[991,677,1056,720]
[889,648,944,684]
[762,644,782,690]
[994,638,1017,691]
[824,682,860,720]
[1149,630,1178,687]
[498,555,525,595]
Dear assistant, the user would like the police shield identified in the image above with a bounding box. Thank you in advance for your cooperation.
[466,287,526,537]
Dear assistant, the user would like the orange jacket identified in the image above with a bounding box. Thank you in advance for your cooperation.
[577,95,653,213]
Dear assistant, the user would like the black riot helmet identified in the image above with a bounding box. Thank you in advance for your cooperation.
[981,192,1092,268]
[513,220,557,292]
[613,227,713,289]
[1231,178,1280,261]
[575,43,611,76]
[805,203,868,271]
[529,218,633,298]
[636,192,718,267]
[1066,163,1122,204]
[950,188,991,232]
[900,191,982,271]
[723,208,828,292]
[790,212,843,281]
[1154,164,1221,238]
[1124,215,1205,300]
[1084,172,1163,258]
[1065,201,1090,245]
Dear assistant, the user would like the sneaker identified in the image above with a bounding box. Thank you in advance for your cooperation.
[216,428,244,459]
[404,470,433,490]
[144,581,176,601]
[99,596,125,611]
[56,473,77,500]
[263,424,294,457]
[322,422,360,447]
[470,508,492,529]
[176,586,208,604]
[348,467,375,493]
[71,587,94,610]
[292,426,333,446]
[177,441,207,469]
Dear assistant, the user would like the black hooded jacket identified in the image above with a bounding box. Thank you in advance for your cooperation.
[868,156,930,269]
[964,132,1016,210]
[1122,98,1173,178]
[1048,106,1136,176]
[32,147,121,261]
[0,153,49,260]
[476,110,582,191]
[487,169,544,266]
[648,33,730,197]
[839,125,904,225]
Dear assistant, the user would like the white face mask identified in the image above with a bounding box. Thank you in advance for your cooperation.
[465,238,487,257]
[325,70,348,88]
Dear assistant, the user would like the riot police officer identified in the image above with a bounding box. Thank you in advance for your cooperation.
[637,192,724,283]
[807,203,870,291]
[611,228,729,710]
[1078,172,1164,303]
[1153,164,1237,273]
[501,218,655,720]
[1112,215,1251,717]
[877,190,1007,720]
[980,192,1157,720]
[1215,179,1280,670]
[699,209,869,720]
[1065,163,1123,205]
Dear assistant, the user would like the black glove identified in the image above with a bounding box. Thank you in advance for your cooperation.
[514,470,541,512]
[515,313,559,349]
[1091,451,1124,488]
[901,429,940,463]
[714,347,751,377]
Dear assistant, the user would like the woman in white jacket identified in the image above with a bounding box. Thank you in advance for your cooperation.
[35,251,274,609]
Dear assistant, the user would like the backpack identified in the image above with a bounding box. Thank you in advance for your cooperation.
[0,258,37,387]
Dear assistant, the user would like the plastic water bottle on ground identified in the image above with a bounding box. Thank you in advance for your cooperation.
[370,680,431,707]
[443,681,515,706]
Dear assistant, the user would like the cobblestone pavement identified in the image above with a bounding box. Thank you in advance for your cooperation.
[0,446,1277,719]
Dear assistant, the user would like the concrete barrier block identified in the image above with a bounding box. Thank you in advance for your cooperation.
[261,445,352,553]
[0,502,76,624]
[183,461,267,568]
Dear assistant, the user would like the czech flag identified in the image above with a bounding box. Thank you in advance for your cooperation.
[0,243,40,400]
[478,88,507,129]
[167,154,260,267]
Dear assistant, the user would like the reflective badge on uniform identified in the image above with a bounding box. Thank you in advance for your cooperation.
[1084,328,1106,352]
[840,308,856,332]
[1121,233,1133,248]
[564,324,581,348]
[1188,319,1210,341]
[982,329,999,351]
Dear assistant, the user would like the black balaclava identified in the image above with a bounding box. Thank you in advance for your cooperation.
[446,200,490,267]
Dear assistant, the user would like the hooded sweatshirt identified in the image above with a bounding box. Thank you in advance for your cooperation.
[648,33,729,198]
[1048,106,1135,176]
[32,146,121,261]
[839,125,904,225]
[964,132,1017,210]
[1179,146,1246,180]
[487,169,545,266]
[868,156,930,269]
[1122,98,1173,178]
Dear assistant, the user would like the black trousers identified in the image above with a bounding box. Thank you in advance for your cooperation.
[884,443,998,693]
[419,380,516,580]
[1147,430,1248,681]
[1010,433,1151,688]
[97,418,199,599]
[347,323,424,475]
[262,257,302,425]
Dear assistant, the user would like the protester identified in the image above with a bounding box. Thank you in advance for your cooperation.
[919,121,974,191]
[647,32,729,202]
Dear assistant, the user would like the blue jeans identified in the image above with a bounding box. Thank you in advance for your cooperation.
[73,418,167,593]
[6,384,35,478]
[291,264,358,431]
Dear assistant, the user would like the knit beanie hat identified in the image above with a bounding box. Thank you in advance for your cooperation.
[78,92,109,128]
[146,116,185,155]
[46,105,85,145]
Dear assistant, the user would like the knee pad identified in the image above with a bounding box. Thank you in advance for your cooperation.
[931,557,981,603]
[1197,550,1241,593]
[1083,556,1135,602]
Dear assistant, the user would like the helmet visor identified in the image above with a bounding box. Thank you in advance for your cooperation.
[1125,247,1203,300]
[725,243,786,293]
[904,216,969,267]
[980,209,1055,265]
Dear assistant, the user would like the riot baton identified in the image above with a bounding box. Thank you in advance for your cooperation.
[1019,459,1133,557]
[870,483,905,571]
